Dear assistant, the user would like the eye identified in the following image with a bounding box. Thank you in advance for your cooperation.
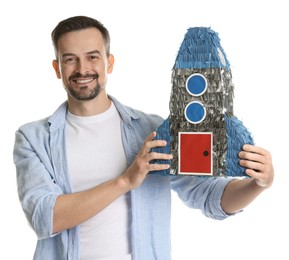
[89,55,100,61]
[63,56,77,64]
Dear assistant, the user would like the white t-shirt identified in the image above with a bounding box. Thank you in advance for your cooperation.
[66,102,132,260]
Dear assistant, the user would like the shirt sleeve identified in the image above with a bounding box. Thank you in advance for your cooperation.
[13,129,63,239]
[170,175,239,220]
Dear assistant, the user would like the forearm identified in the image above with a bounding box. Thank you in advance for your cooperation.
[53,131,171,234]
[221,178,266,214]
[53,176,130,234]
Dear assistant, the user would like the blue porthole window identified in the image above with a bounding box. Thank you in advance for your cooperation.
[186,73,207,96]
[184,101,206,124]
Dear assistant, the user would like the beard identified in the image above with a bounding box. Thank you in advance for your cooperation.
[65,73,104,101]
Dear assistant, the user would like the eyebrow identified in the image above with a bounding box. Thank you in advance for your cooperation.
[62,50,102,58]
[87,50,102,55]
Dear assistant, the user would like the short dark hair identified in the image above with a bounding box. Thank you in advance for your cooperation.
[51,15,111,58]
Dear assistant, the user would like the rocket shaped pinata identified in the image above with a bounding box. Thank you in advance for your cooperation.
[151,27,254,177]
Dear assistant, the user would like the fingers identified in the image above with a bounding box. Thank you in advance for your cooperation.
[140,131,167,155]
[123,132,172,189]
[242,144,270,157]
[139,131,172,169]
[239,144,274,188]
[239,144,271,168]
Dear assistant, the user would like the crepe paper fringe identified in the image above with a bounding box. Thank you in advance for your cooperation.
[150,117,171,176]
[174,27,231,70]
[225,114,254,177]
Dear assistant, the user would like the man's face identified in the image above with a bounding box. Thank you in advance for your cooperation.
[53,28,113,101]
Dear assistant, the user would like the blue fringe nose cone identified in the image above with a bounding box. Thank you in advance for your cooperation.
[151,27,254,177]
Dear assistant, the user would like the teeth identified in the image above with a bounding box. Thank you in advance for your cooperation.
[76,79,93,84]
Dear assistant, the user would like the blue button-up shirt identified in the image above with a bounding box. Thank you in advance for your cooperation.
[13,95,232,260]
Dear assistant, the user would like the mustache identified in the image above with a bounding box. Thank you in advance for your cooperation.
[69,73,99,81]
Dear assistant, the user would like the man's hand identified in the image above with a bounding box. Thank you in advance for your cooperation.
[121,131,172,189]
[239,144,274,188]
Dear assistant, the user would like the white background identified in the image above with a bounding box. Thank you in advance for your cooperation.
[1,0,288,259]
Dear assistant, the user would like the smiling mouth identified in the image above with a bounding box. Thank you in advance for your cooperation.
[72,78,95,84]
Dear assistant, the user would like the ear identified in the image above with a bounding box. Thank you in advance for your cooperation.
[52,60,61,79]
[107,54,115,74]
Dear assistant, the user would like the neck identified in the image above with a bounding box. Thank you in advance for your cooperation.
[67,92,111,116]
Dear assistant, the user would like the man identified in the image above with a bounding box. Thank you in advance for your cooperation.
[13,16,274,260]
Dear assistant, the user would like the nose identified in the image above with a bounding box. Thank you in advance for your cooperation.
[76,58,90,75]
